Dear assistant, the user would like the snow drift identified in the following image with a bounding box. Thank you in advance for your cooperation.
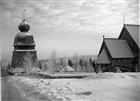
[2,73,140,101]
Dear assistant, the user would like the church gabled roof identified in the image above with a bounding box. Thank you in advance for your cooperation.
[104,39,134,58]
[95,49,110,64]
[124,24,139,47]
[119,24,139,47]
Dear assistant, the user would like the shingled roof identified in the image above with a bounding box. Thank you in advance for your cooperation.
[125,24,139,47]
[104,39,134,58]
[95,49,110,64]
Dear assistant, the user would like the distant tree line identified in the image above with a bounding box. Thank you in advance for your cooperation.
[38,52,96,73]
[2,51,139,77]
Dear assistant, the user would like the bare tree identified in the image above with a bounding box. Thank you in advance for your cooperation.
[43,62,49,71]
[49,50,57,72]
[97,65,102,73]
[38,61,42,69]
[7,63,11,70]
[72,53,80,72]
[40,60,49,71]
[80,59,87,72]
[59,58,64,67]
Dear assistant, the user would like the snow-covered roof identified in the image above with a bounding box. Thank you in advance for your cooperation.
[8,68,14,72]
[60,65,75,72]
[12,68,25,73]
[30,67,41,72]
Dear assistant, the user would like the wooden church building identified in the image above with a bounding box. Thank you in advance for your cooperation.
[95,24,139,72]
[11,17,38,68]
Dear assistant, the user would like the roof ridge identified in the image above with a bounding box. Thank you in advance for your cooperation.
[104,38,125,40]
[104,38,118,40]
[125,24,139,26]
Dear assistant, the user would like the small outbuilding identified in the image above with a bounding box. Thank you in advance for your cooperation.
[60,65,75,72]
[30,67,41,73]
[11,67,25,75]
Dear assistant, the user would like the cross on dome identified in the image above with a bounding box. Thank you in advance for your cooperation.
[18,10,30,32]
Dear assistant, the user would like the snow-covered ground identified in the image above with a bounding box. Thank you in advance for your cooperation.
[2,73,140,101]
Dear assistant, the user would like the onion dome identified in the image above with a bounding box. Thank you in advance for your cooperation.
[18,19,30,32]
[14,19,35,47]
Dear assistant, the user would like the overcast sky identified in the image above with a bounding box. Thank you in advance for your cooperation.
[0,0,139,61]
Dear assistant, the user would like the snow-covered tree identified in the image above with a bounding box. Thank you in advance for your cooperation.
[50,50,57,72]
[72,53,80,72]
[38,60,42,69]
[7,63,11,69]
[23,52,34,74]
